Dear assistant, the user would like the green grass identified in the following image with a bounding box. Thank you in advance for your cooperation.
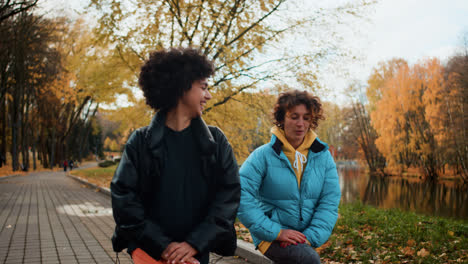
[319,201,468,263]
[70,164,118,187]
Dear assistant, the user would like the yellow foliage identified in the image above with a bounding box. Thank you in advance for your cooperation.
[204,90,276,163]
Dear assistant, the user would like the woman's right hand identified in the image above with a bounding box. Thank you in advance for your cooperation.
[277,229,307,245]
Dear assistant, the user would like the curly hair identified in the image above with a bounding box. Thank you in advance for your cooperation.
[138,47,214,111]
[273,90,324,130]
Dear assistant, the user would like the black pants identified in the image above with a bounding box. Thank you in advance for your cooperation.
[264,241,321,264]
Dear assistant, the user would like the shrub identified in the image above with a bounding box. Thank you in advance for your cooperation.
[98,160,116,168]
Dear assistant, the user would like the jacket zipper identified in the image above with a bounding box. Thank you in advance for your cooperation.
[280,152,304,222]
[299,200,303,221]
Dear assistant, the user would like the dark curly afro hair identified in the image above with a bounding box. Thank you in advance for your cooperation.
[138,47,214,111]
[273,90,325,130]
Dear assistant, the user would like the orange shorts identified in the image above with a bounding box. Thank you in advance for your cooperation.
[131,248,164,264]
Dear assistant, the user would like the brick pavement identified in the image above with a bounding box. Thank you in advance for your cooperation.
[0,169,251,264]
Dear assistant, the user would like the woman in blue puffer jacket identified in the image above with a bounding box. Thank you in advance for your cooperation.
[238,90,341,264]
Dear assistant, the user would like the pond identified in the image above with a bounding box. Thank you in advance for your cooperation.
[338,167,468,220]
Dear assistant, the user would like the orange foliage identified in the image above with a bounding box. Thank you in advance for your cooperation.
[370,58,463,179]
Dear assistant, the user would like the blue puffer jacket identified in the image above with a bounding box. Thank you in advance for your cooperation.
[238,135,341,248]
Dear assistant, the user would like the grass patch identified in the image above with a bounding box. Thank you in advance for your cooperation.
[235,202,467,263]
[318,201,467,263]
[70,164,118,188]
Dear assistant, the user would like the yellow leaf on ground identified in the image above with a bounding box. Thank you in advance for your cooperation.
[448,231,454,236]
[417,248,430,257]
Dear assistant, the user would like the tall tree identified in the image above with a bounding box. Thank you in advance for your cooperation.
[6,12,61,170]
[371,59,447,179]
[443,54,467,181]
[344,83,386,174]
[366,58,407,111]
[371,63,416,173]
[0,0,37,22]
[87,0,374,111]
[204,90,275,162]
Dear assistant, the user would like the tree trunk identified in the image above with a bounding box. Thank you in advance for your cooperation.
[49,127,56,169]
[0,95,6,166]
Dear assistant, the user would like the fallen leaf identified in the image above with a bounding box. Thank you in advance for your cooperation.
[407,239,416,247]
[401,246,415,256]
[417,248,430,257]
[448,230,454,236]
[316,241,331,254]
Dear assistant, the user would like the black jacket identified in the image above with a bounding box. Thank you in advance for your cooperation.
[111,112,240,260]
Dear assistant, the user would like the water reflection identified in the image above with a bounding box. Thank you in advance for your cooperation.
[338,167,468,220]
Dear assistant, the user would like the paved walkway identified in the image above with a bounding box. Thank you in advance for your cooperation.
[0,168,251,264]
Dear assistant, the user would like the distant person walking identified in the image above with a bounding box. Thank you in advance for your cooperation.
[69,160,74,170]
[110,47,240,264]
[63,160,68,172]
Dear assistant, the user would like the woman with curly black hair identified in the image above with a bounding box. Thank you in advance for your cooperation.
[110,47,240,264]
[238,90,341,264]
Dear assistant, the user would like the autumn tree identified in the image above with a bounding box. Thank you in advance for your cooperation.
[366,58,407,111]
[371,59,451,179]
[0,10,129,170]
[99,100,154,148]
[45,18,131,165]
[343,83,386,174]
[204,90,275,163]
[338,106,362,160]
[0,12,63,170]
[316,102,343,150]
[86,0,374,111]
[0,0,37,22]
[442,54,467,181]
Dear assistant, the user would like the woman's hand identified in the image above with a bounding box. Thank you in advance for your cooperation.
[161,256,199,264]
[277,229,307,245]
[183,257,200,264]
[279,241,292,248]
[162,242,199,264]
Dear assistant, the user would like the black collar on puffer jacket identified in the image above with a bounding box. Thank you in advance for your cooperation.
[144,111,217,158]
[272,137,325,156]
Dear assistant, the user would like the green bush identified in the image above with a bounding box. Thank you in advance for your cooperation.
[98,160,115,168]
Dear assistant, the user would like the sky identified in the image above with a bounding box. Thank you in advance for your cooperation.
[323,0,468,103]
[37,0,468,105]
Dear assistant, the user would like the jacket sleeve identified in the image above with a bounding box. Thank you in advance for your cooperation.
[111,130,171,259]
[237,149,283,242]
[302,153,341,247]
[184,128,241,255]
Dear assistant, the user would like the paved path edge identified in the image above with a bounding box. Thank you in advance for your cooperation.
[0,173,23,180]
[66,173,271,264]
[67,173,111,196]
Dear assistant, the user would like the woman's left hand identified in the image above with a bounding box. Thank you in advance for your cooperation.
[162,242,198,264]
